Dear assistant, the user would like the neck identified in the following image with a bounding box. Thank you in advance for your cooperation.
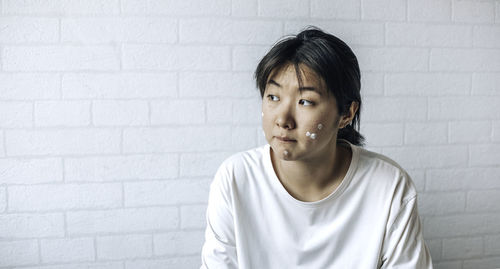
[271,140,352,201]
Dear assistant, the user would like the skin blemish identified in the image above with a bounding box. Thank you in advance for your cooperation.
[283,150,289,156]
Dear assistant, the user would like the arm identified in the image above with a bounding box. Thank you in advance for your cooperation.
[201,166,238,269]
[380,196,433,269]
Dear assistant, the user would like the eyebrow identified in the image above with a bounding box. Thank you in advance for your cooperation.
[267,79,324,96]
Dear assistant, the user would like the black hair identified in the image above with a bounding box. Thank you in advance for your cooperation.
[254,26,365,146]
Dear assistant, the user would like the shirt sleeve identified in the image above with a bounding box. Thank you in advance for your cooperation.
[200,164,238,269]
[380,195,433,269]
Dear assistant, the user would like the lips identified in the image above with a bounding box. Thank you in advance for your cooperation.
[275,136,296,142]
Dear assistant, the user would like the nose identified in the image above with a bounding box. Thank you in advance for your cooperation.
[275,102,295,130]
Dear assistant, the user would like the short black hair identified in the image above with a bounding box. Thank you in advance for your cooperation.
[254,26,365,146]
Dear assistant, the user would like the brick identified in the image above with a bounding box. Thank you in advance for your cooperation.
[470,144,500,166]
[431,48,500,72]
[180,72,256,98]
[485,234,500,256]
[66,207,178,235]
[181,205,206,229]
[362,0,406,21]
[0,158,63,184]
[0,187,6,212]
[426,167,500,191]
[311,0,360,19]
[361,72,384,96]
[180,19,282,45]
[472,73,500,96]
[3,46,120,71]
[382,145,467,169]
[258,0,308,17]
[3,0,120,14]
[6,129,121,156]
[497,2,500,23]
[473,26,500,48]
[424,239,442,262]
[0,131,4,157]
[0,73,59,100]
[362,97,427,122]
[126,257,201,269]
[360,123,404,147]
[464,257,500,269]
[93,100,148,126]
[8,183,122,211]
[150,100,204,125]
[0,240,38,267]
[62,18,177,43]
[232,98,262,125]
[124,179,209,206]
[232,126,258,151]
[41,237,94,263]
[20,262,123,269]
[424,214,500,238]
[232,45,269,71]
[356,48,428,72]
[408,0,451,21]
[404,122,448,145]
[433,261,463,269]
[0,101,33,128]
[449,121,491,143]
[62,73,177,99]
[386,23,472,48]
[453,0,495,23]
[232,0,257,16]
[385,73,470,96]
[35,101,91,127]
[418,192,465,216]
[285,21,384,46]
[22,262,123,269]
[494,121,500,142]
[428,96,500,120]
[442,237,483,259]
[467,190,500,212]
[207,99,233,124]
[0,17,58,43]
[0,213,64,238]
[180,152,232,177]
[97,234,152,260]
[65,154,178,182]
[154,230,204,255]
[123,126,232,153]
[122,0,231,15]
[122,45,231,71]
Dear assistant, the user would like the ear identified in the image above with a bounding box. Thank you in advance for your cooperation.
[339,102,359,128]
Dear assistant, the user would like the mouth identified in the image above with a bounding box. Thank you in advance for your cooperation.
[275,136,296,143]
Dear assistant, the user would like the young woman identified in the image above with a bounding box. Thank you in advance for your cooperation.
[201,27,433,268]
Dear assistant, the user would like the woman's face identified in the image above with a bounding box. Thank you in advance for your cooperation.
[262,64,344,162]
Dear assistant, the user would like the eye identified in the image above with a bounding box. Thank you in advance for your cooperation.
[299,99,314,106]
[267,94,279,101]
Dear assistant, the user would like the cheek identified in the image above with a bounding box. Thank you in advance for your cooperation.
[303,122,326,140]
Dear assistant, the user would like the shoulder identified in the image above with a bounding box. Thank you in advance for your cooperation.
[212,144,269,187]
[354,146,417,200]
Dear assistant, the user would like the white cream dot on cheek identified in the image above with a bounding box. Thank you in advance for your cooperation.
[306,131,311,137]
[317,123,323,130]
[310,133,317,139]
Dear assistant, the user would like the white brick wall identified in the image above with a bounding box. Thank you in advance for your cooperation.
[0,0,499,268]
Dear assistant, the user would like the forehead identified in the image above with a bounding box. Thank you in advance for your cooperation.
[267,64,327,94]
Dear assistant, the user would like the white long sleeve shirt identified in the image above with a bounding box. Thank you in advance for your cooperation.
[201,141,433,268]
